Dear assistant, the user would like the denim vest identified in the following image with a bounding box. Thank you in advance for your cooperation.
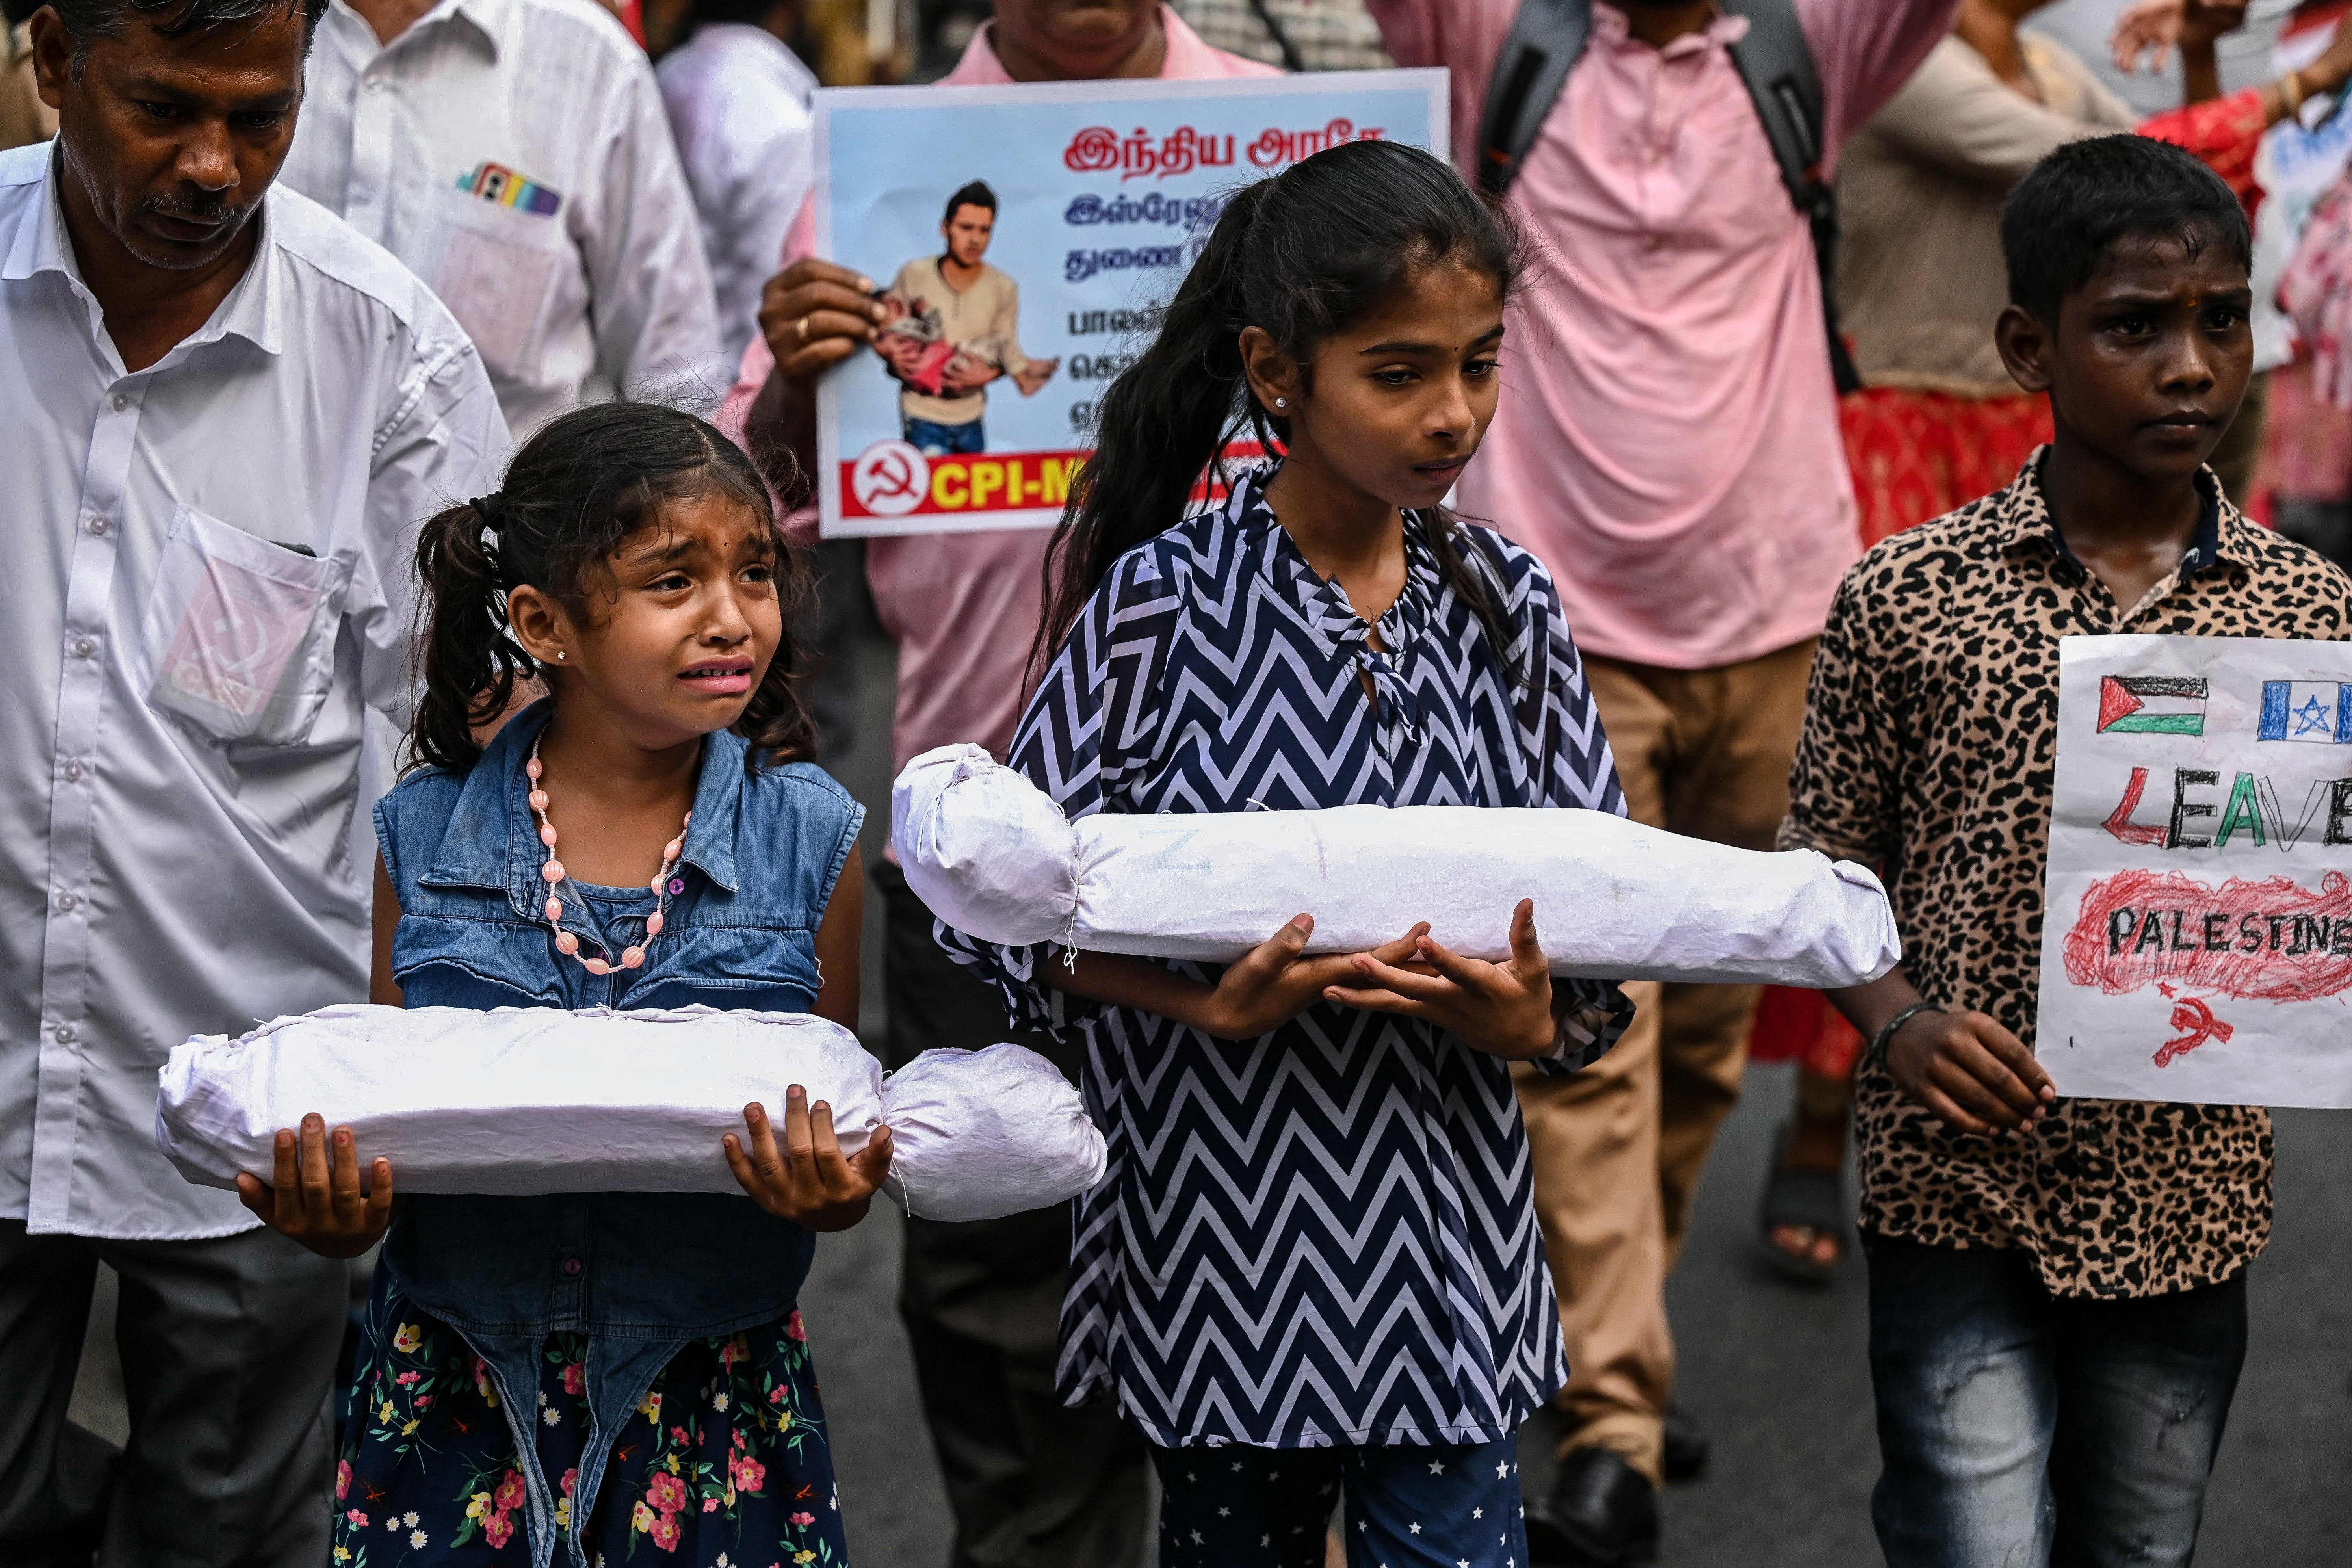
[372,702,862,1568]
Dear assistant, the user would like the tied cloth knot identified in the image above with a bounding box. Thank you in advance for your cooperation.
[1348,642,1425,759]
[1297,571,1426,758]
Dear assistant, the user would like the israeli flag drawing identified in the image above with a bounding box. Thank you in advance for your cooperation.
[2257,681,2352,743]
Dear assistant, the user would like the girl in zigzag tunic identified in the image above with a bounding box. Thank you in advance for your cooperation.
[936,138,1634,1567]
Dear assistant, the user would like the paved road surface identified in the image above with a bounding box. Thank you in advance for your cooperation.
[72,622,2352,1564]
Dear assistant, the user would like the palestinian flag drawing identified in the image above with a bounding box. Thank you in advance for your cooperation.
[2096,675,2207,735]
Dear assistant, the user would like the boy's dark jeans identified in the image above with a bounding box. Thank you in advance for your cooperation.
[1864,1234,2247,1568]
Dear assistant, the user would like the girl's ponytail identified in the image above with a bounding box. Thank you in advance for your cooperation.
[1033,180,1279,674]
[411,496,535,773]
[1029,139,1530,689]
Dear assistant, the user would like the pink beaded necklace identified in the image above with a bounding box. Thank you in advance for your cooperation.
[527,737,690,977]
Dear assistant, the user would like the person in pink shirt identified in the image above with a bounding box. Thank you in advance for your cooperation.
[715,6,1274,1566]
[1359,0,1952,1559]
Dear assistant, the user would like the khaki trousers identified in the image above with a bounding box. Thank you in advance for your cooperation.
[1516,639,1817,1483]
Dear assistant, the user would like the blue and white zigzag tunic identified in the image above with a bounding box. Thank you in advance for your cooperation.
[941,470,1634,1449]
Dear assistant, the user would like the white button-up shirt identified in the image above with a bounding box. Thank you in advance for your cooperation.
[655,22,817,366]
[0,144,507,1239]
[282,0,724,433]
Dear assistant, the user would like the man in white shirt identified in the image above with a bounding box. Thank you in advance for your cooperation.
[655,0,815,365]
[0,0,505,1557]
[281,0,723,431]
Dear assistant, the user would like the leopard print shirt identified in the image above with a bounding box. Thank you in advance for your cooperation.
[1780,456,2352,1297]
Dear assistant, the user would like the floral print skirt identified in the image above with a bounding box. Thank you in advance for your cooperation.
[333,1274,848,1566]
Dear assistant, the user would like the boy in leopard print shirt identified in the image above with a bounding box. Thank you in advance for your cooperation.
[1782,136,2352,1568]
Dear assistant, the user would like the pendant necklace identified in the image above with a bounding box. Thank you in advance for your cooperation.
[528,737,690,977]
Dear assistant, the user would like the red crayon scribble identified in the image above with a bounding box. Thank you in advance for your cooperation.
[2063,868,2352,1001]
[2154,997,2234,1067]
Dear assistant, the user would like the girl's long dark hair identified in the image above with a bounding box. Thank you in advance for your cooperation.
[409,402,816,773]
[1033,138,1527,682]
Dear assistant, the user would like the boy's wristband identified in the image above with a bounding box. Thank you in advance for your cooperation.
[1867,1001,1944,1072]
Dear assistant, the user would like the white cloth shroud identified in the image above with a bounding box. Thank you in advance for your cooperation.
[892,743,1902,987]
[152,1003,1105,1220]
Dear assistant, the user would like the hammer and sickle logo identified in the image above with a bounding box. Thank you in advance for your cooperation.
[850,440,931,518]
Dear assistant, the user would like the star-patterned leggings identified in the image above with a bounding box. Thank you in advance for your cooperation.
[1151,1435,1530,1568]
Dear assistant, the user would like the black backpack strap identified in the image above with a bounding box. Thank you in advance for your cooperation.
[1722,0,1862,392]
[1475,0,1591,196]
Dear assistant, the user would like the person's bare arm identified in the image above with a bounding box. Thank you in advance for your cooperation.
[1828,969,2055,1135]
[995,284,1056,397]
[370,853,403,1007]
[742,259,891,498]
[2175,0,2249,104]
[812,843,863,1031]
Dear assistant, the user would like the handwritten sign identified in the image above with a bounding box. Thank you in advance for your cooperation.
[811,70,1447,537]
[2038,634,2352,1108]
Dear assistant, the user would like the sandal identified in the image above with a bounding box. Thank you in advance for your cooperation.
[1757,1120,1846,1286]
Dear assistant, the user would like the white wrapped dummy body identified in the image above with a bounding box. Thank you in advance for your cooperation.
[154,1004,1105,1219]
[156,1005,883,1196]
[894,743,1901,988]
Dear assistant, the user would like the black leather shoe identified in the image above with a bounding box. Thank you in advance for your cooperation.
[1661,1402,1710,1482]
[1525,1447,1659,1566]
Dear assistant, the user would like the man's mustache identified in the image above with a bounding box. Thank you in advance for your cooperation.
[137,189,248,229]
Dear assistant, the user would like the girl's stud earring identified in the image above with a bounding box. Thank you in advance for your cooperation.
[1274,398,1287,410]
[555,650,565,661]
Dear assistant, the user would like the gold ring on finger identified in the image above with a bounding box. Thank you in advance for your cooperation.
[795,314,811,346]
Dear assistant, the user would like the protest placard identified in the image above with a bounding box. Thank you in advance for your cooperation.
[810,69,1447,537]
[2038,634,2352,1109]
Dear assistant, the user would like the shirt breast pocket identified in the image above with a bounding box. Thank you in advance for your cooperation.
[419,178,568,385]
[136,505,349,747]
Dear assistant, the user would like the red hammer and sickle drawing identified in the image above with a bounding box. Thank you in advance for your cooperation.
[2153,996,2234,1068]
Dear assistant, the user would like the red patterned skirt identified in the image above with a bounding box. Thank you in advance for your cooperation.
[1840,384,2052,549]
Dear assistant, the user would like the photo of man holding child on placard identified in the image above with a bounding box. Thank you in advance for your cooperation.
[876,180,1059,457]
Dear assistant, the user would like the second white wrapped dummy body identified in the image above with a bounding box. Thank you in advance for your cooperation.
[895,743,1901,987]
[154,1004,1107,1219]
